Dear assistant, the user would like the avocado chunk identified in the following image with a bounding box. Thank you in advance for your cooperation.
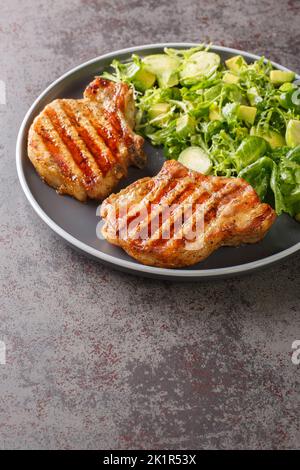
[148,102,171,125]
[286,119,300,148]
[238,105,257,124]
[176,114,196,137]
[131,68,156,92]
[209,103,222,121]
[223,72,239,84]
[247,86,262,106]
[279,82,296,92]
[225,55,247,72]
[250,126,286,148]
[270,70,295,86]
[295,213,300,223]
[143,54,180,88]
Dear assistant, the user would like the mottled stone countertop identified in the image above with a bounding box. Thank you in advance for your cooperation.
[0,0,299,450]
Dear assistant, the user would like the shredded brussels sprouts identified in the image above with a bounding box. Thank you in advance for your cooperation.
[102,45,300,218]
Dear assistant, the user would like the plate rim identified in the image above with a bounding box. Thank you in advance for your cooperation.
[16,42,300,279]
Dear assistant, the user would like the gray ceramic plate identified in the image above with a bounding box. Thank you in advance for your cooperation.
[16,43,300,280]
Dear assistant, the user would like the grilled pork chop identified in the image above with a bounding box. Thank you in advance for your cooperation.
[101,160,276,268]
[28,78,146,202]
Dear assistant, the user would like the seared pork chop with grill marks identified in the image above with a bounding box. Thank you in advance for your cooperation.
[101,160,276,268]
[28,78,146,202]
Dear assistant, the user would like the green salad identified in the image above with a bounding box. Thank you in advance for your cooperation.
[102,45,300,220]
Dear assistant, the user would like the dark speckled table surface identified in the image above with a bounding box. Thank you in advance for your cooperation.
[0,0,299,450]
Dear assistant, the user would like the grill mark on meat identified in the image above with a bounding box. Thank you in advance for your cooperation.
[28,78,146,203]
[115,85,126,112]
[126,180,249,249]
[102,107,136,157]
[101,160,277,268]
[249,204,274,231]
[152,182,232,246]
[112,179,153,235]
[126,178,193,240]
[203,183,241,224]
[135,183,204,248]
[216,184,249,213]
[195,190,210,205]
[150,179,178,205]
[79,106,118,166]
[169,188,211,244]
[61,101,111,176]
[117,113,136,150]
[196,185,256,242]
[45,106,96,187]
[150,185,210,248]
[116,178,177,236]
[171,184,196,206]
[89,79,137,146]
[102,108,123,137]
[83,103,121,158]
[34,121,73,179]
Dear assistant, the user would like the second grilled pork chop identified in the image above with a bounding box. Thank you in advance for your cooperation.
[101,160,276,268]
[28,78,146,202]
